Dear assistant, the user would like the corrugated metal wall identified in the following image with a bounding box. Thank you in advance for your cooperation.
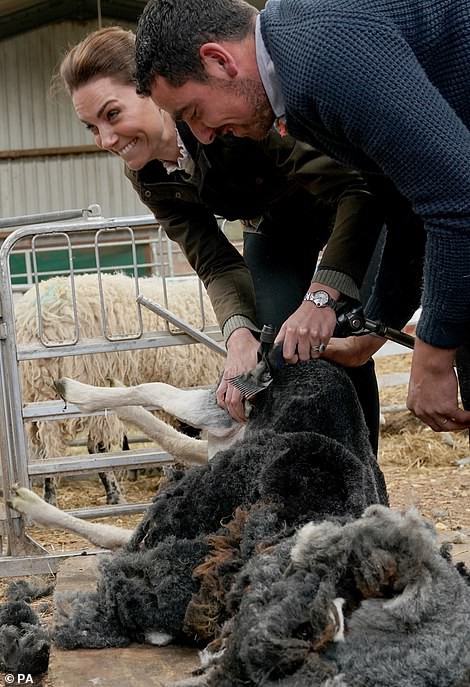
[0,19,148,220]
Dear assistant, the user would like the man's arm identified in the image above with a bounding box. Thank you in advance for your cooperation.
[291,13,470,426]
[289,13,470,348]
[259,134,387,358]
[408,339,470,432]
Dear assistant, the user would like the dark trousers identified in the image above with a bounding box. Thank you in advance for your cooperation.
[243,230,381,455]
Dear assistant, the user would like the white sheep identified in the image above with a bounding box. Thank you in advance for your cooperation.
[14,273,224,504]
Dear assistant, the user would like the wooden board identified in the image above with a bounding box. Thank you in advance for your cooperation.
[442,529,470,568]
[48,556,199,687]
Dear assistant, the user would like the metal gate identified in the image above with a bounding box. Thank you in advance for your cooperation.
[0,206,226,575]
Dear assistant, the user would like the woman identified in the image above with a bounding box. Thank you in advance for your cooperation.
[59,27,386,450]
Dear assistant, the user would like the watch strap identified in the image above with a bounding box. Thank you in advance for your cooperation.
[303,290,338,311]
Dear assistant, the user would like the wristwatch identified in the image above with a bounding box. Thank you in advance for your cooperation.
[303,289,338,311]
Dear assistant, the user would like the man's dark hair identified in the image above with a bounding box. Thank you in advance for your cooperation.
[135,0,258,95]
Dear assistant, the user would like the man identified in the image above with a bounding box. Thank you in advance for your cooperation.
[134,0,470,433]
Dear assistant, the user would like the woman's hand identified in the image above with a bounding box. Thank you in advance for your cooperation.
[275,284,340,362]
[216,328,260,422]
[275,302,337,362]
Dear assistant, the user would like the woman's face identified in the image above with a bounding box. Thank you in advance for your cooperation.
[72,76,166,170]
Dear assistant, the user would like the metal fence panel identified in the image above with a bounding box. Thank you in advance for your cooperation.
[0,207,225,573]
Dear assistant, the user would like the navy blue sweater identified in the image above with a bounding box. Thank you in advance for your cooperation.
[261,0,470,348]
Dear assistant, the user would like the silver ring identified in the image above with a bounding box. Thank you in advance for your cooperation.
[311,343,326,354]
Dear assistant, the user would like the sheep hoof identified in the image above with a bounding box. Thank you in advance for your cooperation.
[106,493,127,506]
[7,484,41,512]
[53,378,67,400]
[106,377,125,387]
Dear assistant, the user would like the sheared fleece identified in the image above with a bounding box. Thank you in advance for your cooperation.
[260,0,470,348]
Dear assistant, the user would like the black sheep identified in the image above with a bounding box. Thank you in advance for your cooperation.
[53,359,387,649]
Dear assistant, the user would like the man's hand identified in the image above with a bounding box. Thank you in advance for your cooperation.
[323,334,386,367]
[275,284,339,362]
[407,338,470,431]
[216,327,259,422]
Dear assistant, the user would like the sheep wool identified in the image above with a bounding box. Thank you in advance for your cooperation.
[212,506,470,687]
[0,601,50,675]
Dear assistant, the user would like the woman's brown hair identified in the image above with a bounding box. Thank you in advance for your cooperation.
[59,26,136,95]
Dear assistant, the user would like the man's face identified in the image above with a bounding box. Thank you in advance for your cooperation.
[150,74,275,143]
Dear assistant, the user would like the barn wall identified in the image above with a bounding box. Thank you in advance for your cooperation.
[0,19,148,220]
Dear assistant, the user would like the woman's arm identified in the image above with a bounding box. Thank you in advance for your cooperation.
[125,165,260,422]
[262,132,385,300]
[125,165,259,335]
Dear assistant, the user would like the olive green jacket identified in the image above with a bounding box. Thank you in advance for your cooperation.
[125,123,384,339]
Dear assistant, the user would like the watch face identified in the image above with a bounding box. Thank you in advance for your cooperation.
[304,289,336,308]
[313,291,329,306]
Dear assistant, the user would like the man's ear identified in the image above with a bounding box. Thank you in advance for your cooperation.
[199,43,238,79]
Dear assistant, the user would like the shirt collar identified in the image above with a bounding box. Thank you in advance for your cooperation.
[161,126,195,176]
[255,14,285,119]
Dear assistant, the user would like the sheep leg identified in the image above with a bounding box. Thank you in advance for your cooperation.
[122,435,139,481]
[55,378,233,435]
[8,485,132,550]
[104,380,208,466]
[87,437,126,505]
[98,471,125,505]
[111,405,208,464]
[43,477,57,506]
